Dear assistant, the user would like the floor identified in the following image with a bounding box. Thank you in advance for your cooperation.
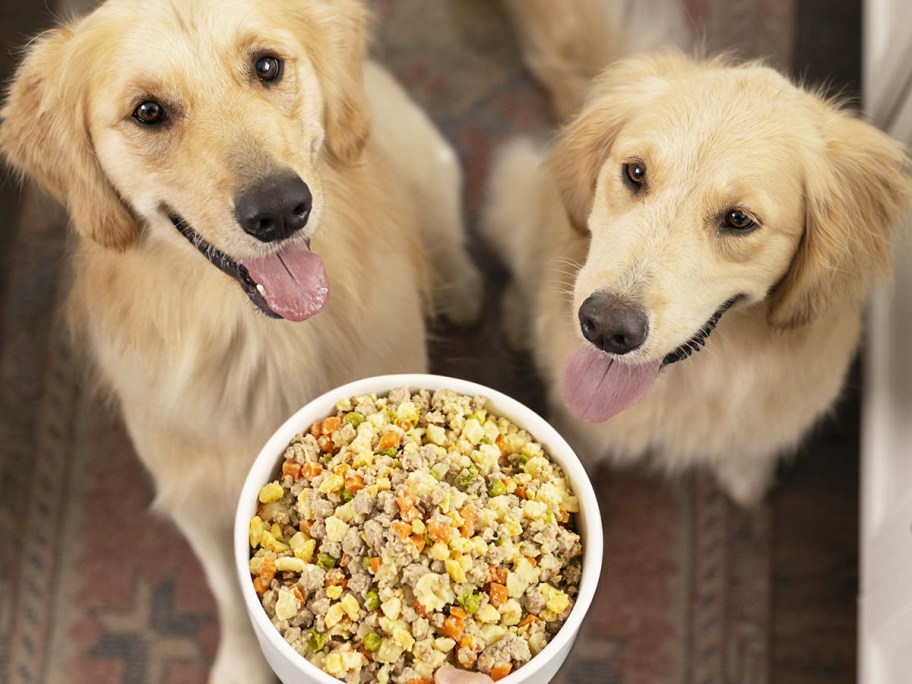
[0,1,862,682]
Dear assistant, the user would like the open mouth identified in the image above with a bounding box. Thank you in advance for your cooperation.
[562,294,744,423]
[169,213,330,322]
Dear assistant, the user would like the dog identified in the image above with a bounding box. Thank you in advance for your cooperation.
[0,0,480,681]
[482,49,911,506]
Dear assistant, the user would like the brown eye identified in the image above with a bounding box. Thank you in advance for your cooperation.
[133,100,165,125]
[255,55,283,83]
[724,209,756,232]
[623,162,646,188]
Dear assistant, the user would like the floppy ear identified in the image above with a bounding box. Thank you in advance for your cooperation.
[767,107,912,329]
[301,0,372,165]
[0,28,137,250]
[546,50,698,232]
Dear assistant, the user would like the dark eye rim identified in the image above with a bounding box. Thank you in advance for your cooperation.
[722,208,760,233]
[254,54,284,83]
[132,100,167,126]
[622,161,647,189]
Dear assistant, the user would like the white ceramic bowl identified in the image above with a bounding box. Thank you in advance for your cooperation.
[235,374,603,684]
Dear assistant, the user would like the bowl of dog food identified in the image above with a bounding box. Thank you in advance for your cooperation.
[235,374,603,684]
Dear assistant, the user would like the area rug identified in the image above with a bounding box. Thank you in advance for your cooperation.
[0,0,794,682]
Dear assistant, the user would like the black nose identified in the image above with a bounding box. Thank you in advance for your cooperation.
[578,293,649,355]
[235,172,312,243]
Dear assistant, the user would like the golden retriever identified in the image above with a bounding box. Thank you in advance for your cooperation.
[0,0,480,681]
[483,49,911,506]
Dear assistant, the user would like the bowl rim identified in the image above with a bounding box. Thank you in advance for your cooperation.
[234,373,604,684]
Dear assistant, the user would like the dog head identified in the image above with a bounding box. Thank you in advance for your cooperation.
[0,0,372,321]
[549,52,911,422]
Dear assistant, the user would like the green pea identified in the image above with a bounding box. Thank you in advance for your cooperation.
[308,630,327,651]
[515,454,529,471]
[381,448,398,458]
[341,488,354,503]
[344,412,365,427]
[364,589,380,611]
[361,556,371,571]
[457,589,482,614]
[363,632,381,651]
[488,480,507,497]
[317,553,337,570]
[456,466,477,486]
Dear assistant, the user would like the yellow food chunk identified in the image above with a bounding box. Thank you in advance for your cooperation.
[325,603,346,629]
[275,557,305,573]
[480,624,507,645]
[414,573,454,612]
[428,542,450,561]
[319,474,345,494]
[445,558,467,584]
[475,604,501,624]
[462,418,485,445]
[392,627,415,652]
[499,598,522,626]
[258,482,284,504]
[274,587,298,621]
[326,585,343,600]
[375,639,405,664]
[325,516,350,543]
[249,516,265,547]
[340,593,361,620]
[434,637,456,652]
[293,538,316,563]
[426,424,447,446]
[541,583,571,615]
[380,596,402,620]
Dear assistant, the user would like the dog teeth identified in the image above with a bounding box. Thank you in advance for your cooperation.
[256,283,267,297]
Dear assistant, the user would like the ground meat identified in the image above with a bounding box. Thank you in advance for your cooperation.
[524,585,546,615]
[477,632,532,674]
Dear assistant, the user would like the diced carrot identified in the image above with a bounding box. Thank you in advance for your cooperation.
[517,614,539,628]
[292,586,304,604]
[449,606,466,619]
[357,645,373,661]
[488,582,507,608]
[495,433,508,455]
[404,679,434,684]
[459,504,477,538]
[301,462,323,479]
[514,486,527,499]
[260,556,276,583]
[456,638,477,668]
[557,503,570,523]
[397,420,413,431]
[344,473,365,492]
[321,415,342,434]
[317,435,333,453]
[310,422,322,438]
[369,557,381,573]
[299,519,312,536]
[392,521,412,539]
[282,461,302,479]
[427,520,450,543]
[442,614,465,640]
[325,568,347,586]
[253,576,268,594]
[410,534,426,553]
[413,600,430,617]
[525,555,537,568]
[334,463,350,477]
[378,431,401,451]
[396,493,416,517]
[491,663,513,681]
[487,565,508,584]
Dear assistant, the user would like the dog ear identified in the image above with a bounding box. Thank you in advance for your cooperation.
[546,51,697,232]
[0,28,137,250]
[767,107,912,329]
[302,0,372,165]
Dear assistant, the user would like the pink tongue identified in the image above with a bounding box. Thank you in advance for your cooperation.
[561,344,662,422]
[241,241,329,322]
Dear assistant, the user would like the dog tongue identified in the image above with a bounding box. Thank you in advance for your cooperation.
[241,241,329,322]
[561,344,662,422]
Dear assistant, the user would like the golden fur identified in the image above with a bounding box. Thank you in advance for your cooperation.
[483,50,912,506]
[1,0,479,681]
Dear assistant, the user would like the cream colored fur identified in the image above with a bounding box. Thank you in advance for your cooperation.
[483,51,911,506]
[0,0,479,681]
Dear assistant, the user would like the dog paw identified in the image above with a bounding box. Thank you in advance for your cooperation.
[435,255,484,326]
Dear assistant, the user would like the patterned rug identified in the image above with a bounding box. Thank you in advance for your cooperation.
[0,1,795,682]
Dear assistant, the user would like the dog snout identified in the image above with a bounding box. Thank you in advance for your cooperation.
[235,172,313,243]
[578,293,648,355]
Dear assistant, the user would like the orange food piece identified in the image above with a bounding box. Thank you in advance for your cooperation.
[317,435,333,453]
[299,520,312,536]
[378,431,401,451]
[392,521,412,539]
[396,493,416,517]
[525,555,537,568]
[404,679,434,684]
[495,433,508,455]
[514,486,527,499]
[427,520,450,543]
[253,576,268,594]
[259,556,276,583]
[282,461,302,479]
[344,473,365,492]
[309,422,322,438]
[442,614,465,640]
[300,462,323,480]
[321,415,342,434]
[410,534,426,553]
[517,614,539,628]
[456,638,477,668]
[459,504,477,538]
[488,582,507,608]
[292,586,304,603]
[487,565,508,584]
[449,606,466,619]
[325,568,347,586]
[369,556,381,573]
[413,600,430,617]
[557,503,570,523]
[491,663,513,681]
[397,420,413,431]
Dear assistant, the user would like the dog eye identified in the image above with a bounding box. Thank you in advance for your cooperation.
[133,100,166,126]
[623,162,647,188]
[724,209,757,232]
[255,55,283,83]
